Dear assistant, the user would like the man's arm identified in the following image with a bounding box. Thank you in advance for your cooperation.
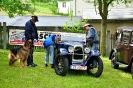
[25,22,33,40]
[86,28,95,39]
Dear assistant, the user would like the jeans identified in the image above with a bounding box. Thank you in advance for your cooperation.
[91,43,99,50]
[45,45,54,64]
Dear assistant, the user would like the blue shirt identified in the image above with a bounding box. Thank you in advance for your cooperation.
[43,34,56,48]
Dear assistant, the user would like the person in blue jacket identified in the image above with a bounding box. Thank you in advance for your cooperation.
[83,23,99,50]
[24,16,38,67]
[43,34,56,68]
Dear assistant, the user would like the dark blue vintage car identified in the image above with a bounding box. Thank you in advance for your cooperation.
[54,32,103,77]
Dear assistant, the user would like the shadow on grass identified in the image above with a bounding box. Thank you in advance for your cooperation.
[67,70,87,76]
[116,66,131,73]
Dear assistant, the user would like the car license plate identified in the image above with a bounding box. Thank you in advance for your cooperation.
[70,65,87,70]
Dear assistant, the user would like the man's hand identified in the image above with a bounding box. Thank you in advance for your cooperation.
[28,39,32,42]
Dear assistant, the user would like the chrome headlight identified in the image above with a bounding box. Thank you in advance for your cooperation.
[84,47,90,53]
[68,46,74,53]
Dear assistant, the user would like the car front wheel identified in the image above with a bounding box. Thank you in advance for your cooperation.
[54,55,69,76]
[111,52,119,69]
[86,57,103,77]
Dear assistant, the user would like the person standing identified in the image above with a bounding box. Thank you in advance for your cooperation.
[83,23,99,50]
[43,34,56,68]
[24,16,39,67]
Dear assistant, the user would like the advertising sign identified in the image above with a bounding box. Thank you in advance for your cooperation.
[9,29,86,46]
[9,29,52,46]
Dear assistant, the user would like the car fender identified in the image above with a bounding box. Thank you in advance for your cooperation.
[84,50,100,65]
[109,48,117,60]
[128,56,133,68]
[59,48,68,55]
[90,50,100,56]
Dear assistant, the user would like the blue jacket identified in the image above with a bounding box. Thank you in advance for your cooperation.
[43,34,56,48]
[24,20,38,40]
[86,27,99,44]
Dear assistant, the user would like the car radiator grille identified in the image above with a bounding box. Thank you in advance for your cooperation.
[73,47,83,60]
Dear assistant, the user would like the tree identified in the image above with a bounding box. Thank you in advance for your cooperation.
[0,0,34,18]
[92,0,132,56]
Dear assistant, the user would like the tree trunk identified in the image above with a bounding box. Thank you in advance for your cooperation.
[100,18,107,56]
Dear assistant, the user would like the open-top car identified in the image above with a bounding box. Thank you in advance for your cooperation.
[54,32,103,77]
[109,26,133,78]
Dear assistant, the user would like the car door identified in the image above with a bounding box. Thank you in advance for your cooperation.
[117,31,130,64]
[128,32,133,64]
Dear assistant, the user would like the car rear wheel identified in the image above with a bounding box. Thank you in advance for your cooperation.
[86,57,103,77]
[54,55,69,76]
[111,52,119,69]
[131,62,133,79]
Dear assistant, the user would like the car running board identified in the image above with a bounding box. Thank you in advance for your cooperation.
[116,62,128,67]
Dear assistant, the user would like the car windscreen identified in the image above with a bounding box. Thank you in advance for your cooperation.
[61,32,86,42]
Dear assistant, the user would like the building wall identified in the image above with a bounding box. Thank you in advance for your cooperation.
[58,1,71,14]
[88,21,133,34]
[74,0,133,16]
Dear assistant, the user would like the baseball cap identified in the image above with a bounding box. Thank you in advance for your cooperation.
[31,16,39,22]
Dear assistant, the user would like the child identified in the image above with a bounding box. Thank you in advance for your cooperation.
[43,34,56,68]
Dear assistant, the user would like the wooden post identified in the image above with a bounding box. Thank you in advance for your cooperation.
[106,31,111,56]
[55,27,59,32]
[3,22,6,49]
[98,31,100,51]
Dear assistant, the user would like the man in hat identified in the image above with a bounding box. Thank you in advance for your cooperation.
[83,23,99,50]
[24,16,39,67]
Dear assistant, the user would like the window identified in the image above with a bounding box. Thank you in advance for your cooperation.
[116,32,121,42]
[122,32,130,44]
[131,32,133,44]
[62,2,66,8]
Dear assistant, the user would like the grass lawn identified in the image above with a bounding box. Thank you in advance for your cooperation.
[0,49,133,88]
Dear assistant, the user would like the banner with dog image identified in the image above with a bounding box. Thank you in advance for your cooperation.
[9,29,52,46]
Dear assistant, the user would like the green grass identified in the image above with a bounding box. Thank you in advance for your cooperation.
[30,2,54,16]
[0,49,133,88]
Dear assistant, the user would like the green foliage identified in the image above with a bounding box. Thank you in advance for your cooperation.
[63,10,85,33]
[0,0,34,18]
[63,19,85,33]
[48,0,58,14]
[58,0,71,1]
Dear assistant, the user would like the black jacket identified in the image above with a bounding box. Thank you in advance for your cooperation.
[24,20,38,41]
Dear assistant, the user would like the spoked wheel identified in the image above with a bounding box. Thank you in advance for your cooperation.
[111,52,119,69]
[86,57,103,77]
[54,55,69,76]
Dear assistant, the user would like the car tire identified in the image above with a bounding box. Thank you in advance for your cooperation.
[86,57,103,77]
[131,62,133,79]
[54,55,69,76]
[111,52,119,69]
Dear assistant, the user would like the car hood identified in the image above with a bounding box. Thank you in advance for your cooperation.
[63,41,85,46]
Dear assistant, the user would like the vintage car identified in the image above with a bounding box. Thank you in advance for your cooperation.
[54,32,103,77]
[109,26,133,78]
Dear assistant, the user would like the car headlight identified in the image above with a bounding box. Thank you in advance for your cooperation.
[68,46,74,53]
[84,47,90,53]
